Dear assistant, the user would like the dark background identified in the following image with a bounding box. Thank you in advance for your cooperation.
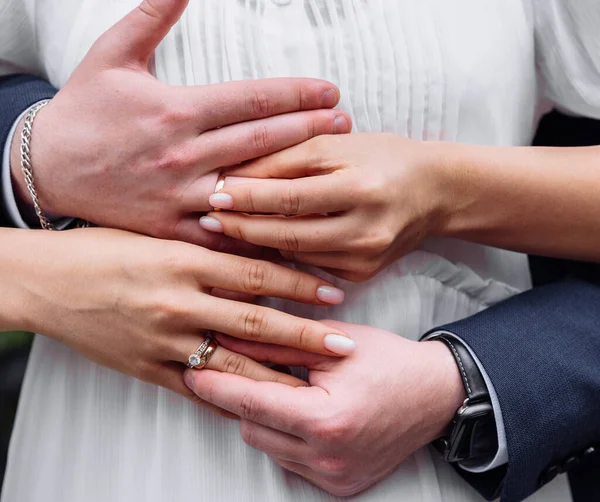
[0,332,33,490]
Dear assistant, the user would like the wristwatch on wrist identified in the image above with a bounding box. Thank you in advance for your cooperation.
[425,332,498,466]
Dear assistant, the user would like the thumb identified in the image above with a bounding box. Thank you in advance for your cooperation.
[90,0,189,68]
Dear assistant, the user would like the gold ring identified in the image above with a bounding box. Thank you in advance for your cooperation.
[212,173,226,212]
[187,333,219,370]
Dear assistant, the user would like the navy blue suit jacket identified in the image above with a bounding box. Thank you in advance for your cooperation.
[1,74,599,502]
[0,74,57,227]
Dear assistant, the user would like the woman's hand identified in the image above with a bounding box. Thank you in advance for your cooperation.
[10,0,350,251]
[199,133,446,281]
[0,227,351,415]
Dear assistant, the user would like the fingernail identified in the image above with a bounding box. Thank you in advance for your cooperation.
[333,115,349,133]
[209,193,234,209]
[322,88,340,108]
[324,334,355,356]
[199,216,224,233]
[317,286,345,305]
[183,370,195,392]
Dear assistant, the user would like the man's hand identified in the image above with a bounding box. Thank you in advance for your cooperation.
[10,0,350,251]
[184,321,466,497]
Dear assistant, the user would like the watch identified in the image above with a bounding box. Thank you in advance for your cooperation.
[425,332,498,466]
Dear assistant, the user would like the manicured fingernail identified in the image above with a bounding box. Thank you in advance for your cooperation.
[183,370,195,392]
[333,115,349,133]
[209,193,234,209]
[324,334,355,356]
[199,216,224,233]
[317,286,345,305]
[322,88,340,108]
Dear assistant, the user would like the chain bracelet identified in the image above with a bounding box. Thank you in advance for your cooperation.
[20,100,55,230]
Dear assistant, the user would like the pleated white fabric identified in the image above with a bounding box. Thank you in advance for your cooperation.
[3,1,600,500]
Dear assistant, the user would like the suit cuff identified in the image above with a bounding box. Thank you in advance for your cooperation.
[2,103,73,229]
[424,330,508,472]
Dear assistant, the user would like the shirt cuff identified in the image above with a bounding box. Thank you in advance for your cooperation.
[2,102,73,229]
[423,330,508,472]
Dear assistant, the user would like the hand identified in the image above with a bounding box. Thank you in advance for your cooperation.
[10,0,351,251]
[199,133,447,280]
[2,228,353,416]
[184,321,465,496]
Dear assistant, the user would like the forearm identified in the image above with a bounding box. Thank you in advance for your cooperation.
[0,227,39,332]
[436,142,600,261]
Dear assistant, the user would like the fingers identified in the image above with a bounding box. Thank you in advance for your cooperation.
[207,178,351,215]
[215,333,334,370]
[186,79,342,130]
[181,174,270,213]
[199,297,355,356]
[275,460,319,482]
[280,250,369,273]
[149,361,239,420]
[172,216,264,257]
[209,288,256,304]
[194,110,351,175]
[224,135,338,180]
[91,0,189,68]
[184,369,325,434]
[196,251,345,305]
[168,334,307,387]
[240,420,309,463]
[200,214,353,252]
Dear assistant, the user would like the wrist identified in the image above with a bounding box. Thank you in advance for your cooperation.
[419,340,467,442]
[10,104,66,224]
[0,229,41,332]
[412,140,466,239]
[9,116,38,222]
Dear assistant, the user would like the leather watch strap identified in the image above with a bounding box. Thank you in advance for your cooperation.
[433,334,488,404]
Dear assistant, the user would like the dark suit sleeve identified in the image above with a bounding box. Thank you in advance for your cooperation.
[0,74,58,227]
[433,280,600,502]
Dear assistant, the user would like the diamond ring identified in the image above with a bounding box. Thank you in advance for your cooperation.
[187,333,219,370]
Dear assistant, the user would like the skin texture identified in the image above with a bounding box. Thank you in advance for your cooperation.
[200,133,445,281]
[202,134,600,276]
[2,1,468,492]
[185,321,466,496]
[9,0,351,255]
[0,227,353,416]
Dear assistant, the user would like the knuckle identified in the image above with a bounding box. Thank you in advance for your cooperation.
[310,413,355,445]
[248,88,272,118]
[131,359,156,382]
[311,455,349,477]
[277,227,300,252]
[221,352,248,376]
[305,116,317,139]
[356,174,387,202]
[158,104,191,128]
[287,273,308,300]
[294,323,312,350]
[149,296,188,328]
[137,0,161,20]
[241,262,268,293]
[352,230,394,254]
[240,421,259,448]
[280,186,301,215]
[252,124,273,154]
[155,147,191,172]
[240,307,267,339]
[240,391,262,421]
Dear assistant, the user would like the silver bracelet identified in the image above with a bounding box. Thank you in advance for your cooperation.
[20,100,55,230]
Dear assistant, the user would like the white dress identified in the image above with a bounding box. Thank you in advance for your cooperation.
[2,1,600,501]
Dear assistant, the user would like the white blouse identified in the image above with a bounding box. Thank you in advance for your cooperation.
[1,1,599,502]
